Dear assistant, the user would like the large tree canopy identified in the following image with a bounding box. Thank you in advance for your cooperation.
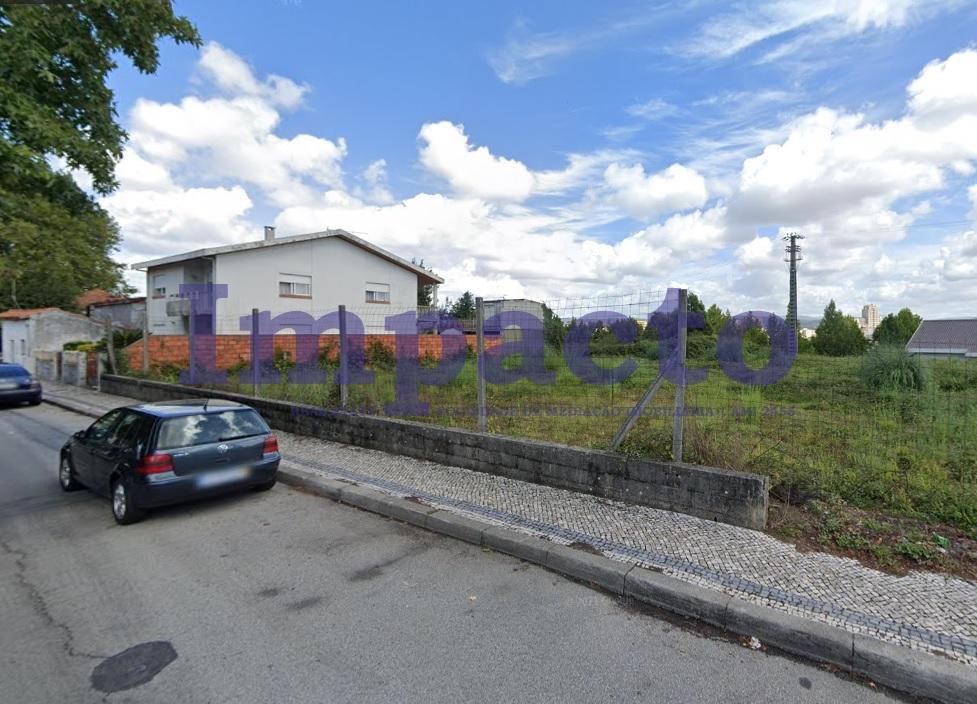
[873,308,922,346]
[0,1,199,308]
[448,291,476,320]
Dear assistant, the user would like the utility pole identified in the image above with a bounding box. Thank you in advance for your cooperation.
[783,232,804,335]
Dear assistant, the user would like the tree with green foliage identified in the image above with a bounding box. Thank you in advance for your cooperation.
[687,291,705,315]
[873,308,922,346]
[703,304,729,335]
[411,258,436,307]
[813,300,869,356]
[449,291,476,320]
[0,1,200,308]
[541,303,565,349]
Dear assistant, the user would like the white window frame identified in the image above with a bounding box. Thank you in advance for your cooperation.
[365,282,390,304]
[151,274,166,299]
[279,273,312,298]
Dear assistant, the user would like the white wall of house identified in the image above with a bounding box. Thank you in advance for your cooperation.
[146,263,189,335]
[212,237,418,334]
[1,320,29,367]
[1,311,102,372]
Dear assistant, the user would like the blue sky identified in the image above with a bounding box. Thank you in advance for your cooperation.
[100,0,977,319]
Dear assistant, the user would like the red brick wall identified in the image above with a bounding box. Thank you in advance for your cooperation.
[126,334,501,370]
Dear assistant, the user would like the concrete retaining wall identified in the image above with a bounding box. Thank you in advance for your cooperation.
[100,374,769,529]
[33,350,60,381]
[61,350,88,386]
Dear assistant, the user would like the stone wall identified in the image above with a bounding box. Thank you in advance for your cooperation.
[100,374,769,529]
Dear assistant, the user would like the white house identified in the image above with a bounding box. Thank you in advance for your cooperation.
[131,227,443,334]
[0,308,105,372]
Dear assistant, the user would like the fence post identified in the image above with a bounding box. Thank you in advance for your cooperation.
[187,304,196,385]
[475,297,487,432]
[671,288,688,462]
[141,308,149,374]
[250,308,260,397]
[338,304,349,410]
[104,319,117,375]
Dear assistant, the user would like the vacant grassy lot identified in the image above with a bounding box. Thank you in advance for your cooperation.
[141,345,977,572]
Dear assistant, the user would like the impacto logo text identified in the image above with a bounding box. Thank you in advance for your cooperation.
[175,284,797,416]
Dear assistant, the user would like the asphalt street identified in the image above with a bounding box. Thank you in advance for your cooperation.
[0,403,900,703]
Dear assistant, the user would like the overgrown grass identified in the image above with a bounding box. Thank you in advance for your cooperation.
[156,347,977,531]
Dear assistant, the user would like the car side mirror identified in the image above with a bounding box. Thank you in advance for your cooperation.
[74,429,88,440]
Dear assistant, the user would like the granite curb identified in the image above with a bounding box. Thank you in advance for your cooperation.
[277,463,977,704]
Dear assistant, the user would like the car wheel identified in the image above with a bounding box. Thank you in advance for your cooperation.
[111,479,145,525]
[59,456,83,492]
[253,476,277,492]
[28,395,41,406]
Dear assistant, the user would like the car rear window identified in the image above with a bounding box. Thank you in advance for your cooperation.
[0,365,28,378]
[155,410,270,450]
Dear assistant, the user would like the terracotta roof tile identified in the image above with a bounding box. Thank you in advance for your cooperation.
[0,307,62,321]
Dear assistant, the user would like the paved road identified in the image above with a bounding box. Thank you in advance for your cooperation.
[0,403,901,703]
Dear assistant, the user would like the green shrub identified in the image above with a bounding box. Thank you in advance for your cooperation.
[364,339,396,370]
[318,343,338,369]
[860,344,928,392]
[63,340,97,352]
[934,360,977,391]
[150,362,185,383]
[273,349,296,382]
[225,357,249,381]
[686,332,716,360]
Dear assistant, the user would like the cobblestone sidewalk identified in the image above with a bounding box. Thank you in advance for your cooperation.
[42,382,977,668]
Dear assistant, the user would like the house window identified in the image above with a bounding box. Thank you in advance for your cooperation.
[20,340,26,356]
[279,273,312,298]
[152,274,166,299]
[365,282,390,304]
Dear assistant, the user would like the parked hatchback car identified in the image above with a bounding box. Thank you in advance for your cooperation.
[0,363,42,406]
[60,399,280,524]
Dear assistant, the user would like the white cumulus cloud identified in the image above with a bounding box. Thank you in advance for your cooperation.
[602,162,709,219]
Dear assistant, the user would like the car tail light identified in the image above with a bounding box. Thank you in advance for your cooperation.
[137,453,174,475]
[262,435,279,457]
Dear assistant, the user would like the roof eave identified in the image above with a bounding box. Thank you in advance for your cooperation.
[130,228,445,284]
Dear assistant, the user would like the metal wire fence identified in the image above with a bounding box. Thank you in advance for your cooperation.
[129,287,977,529]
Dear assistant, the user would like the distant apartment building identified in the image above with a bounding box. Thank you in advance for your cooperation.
[483,299,546,341]
[860,303,880,338]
